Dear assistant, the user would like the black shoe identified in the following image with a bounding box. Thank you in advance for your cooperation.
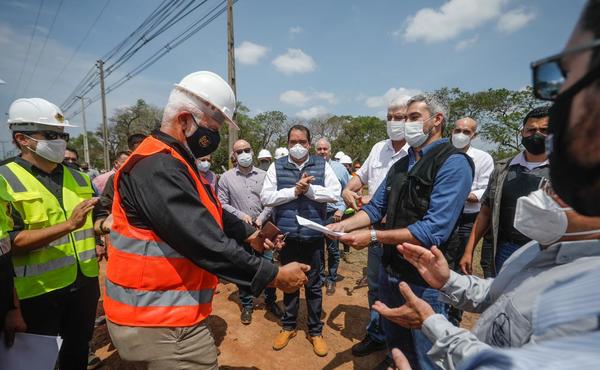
[241,307,253,325]
[266,302,283,318]
[87,353,102,370]
[351,335,386,357]
[325,280,336,296]
[373,356,394,370]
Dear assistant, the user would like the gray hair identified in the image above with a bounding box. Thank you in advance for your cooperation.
[388,95,410,110]
[407,94,447,124]
[161,88,204,127]
[316,137,331,148]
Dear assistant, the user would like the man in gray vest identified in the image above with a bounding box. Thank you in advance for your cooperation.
[261,125,341,357]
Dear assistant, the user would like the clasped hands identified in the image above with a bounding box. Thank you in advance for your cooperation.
[294,173,314,197]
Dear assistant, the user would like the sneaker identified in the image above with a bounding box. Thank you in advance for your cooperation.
[266,302,283,318]
[325,280,336,296]
[240,307,253,325]
[351,335,387,357]
[308,335,328,357]
[273,329,297,350]
[87,353,102,370]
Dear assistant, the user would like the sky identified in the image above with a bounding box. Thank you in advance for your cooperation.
[0,0,587,156]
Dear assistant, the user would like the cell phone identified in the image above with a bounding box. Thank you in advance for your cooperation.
[260,221,283,241]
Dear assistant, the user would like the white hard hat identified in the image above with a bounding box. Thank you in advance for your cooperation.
[340,154,352,165]
[174,71,238,128]
[334,151,345,160]
[258,149,272,159]
[274,147,289,159]
[7,98,76,131]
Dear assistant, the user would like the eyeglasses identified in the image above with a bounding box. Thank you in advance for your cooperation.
[531,38,600,101]
[234,148,252,155]
[28,131,70,141]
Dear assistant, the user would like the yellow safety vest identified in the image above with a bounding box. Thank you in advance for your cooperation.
[0,177,13,257]
[0,161,98,299]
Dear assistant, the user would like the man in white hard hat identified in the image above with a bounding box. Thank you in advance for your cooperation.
[334,151,345,161]
[257,149,273,171]
[339,154,353,174]
[103,71,310,369]
[1,98,100,370]
[274,147,289,160]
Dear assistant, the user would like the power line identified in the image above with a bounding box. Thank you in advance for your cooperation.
[11,0,45,101]
[23,0,65,95]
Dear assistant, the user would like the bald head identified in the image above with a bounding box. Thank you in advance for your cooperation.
[233,139,252,153]
[453,117,478,136]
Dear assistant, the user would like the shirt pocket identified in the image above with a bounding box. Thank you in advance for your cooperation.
[478,294,532,348]
[12,191,49,226]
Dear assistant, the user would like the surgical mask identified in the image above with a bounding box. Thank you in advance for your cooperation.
[289,144,308,160]
[386,120,405,141]
[514,189,600,245]
[452,132,471,149]
[186,116,221,158]
[237,152,253,168]
[197,160,211,173]
[405,116,434,148]
[521,132,546,155]
[25,135,67,163]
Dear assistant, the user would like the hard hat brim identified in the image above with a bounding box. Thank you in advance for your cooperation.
[174,83,239,130]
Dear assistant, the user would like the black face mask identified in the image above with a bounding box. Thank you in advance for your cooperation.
[548,65,600,216]
[521,132,546,155]
[186,116,221,158]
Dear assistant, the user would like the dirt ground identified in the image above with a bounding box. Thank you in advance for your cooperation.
[91,247,480,370]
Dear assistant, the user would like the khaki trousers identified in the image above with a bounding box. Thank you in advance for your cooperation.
[107,319,218,370]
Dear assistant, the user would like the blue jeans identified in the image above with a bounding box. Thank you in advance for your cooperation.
[495,241,521,273]
[365,244,386,343]
[321,211,340,283]
[239,251,277,309]
[380,270,449,370]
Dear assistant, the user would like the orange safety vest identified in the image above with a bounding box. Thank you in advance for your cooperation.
[104,135,220,327]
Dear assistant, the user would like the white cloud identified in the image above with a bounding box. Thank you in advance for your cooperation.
[235,41,268,65]
[279,90,337,106]
[497,8,536,33]
[296,106,329,120]
[402,0,504,43]
[289,26,303,36]
[272,49,316,75]
[364,87,422,109]
[455,34,479,51]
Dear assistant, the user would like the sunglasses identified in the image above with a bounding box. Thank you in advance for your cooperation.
[531,38,600,101]
[26,131,70,141]
[234,148,252,155]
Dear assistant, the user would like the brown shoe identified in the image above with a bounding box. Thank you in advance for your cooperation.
[309,335,328,357]
[273,330,297,350]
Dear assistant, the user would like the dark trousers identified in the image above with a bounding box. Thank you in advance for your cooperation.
[239,250,277,309]
[320,211,340,283]
[20,276,100,370]
[280,237,324,336]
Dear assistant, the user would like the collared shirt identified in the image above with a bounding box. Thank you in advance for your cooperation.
[217,166,272,224]
[420,239,600,370]
[362,138,473,247]
[508,151,549,171]
[355,139,410,195]
[261,155,341,208]
[464,147,494,214]
[328,160,350,213]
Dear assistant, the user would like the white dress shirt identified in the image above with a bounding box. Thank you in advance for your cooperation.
[509,151,549,171]
[464,146,494,214]
[355,139,410,195]
[261,155,341,207]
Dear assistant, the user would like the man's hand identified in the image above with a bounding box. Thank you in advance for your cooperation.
[372,282,435,329]
[467,193,479,203]
[333,210,343,223]
[274,262,310,293]
[342,189,361,210]
[254,218,263,228]
[68,198,98,231]
[397,243,450,290]
[339,229,371,249]
[241,214,253,225]
[4,308,27,347]
[459,253,473,275]
[96,243,108,261]
[267,233,286,251]
[388,348,412,370]
[294,173,314,197]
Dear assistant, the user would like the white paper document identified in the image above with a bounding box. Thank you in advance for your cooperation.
[296,216,346,237]
[0,333,62,370]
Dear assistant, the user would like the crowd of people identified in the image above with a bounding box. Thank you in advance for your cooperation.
[1,1,600,369]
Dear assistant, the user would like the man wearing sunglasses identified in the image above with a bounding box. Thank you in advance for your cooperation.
[1,98,100,370]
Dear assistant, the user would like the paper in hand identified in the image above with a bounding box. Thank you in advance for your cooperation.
[296,216,346,237]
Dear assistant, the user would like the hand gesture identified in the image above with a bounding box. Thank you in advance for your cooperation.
[68,198,98,231]
[295,173,314,197]
[372,282,435,329]
[397,243,450,290]
[339,229,371,249]
[274,262,311,293]
[342,189,361,210]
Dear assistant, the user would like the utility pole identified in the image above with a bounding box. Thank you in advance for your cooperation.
[227,0,237,162]
[76,96,90,165]
[97,60,110,171]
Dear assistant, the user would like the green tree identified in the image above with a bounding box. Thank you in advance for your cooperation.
[331,116,387,162]
[69,132,104,169]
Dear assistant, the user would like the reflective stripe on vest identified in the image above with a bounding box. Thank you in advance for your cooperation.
[110,230,185,259]
[105,280,214,307]
[13,255,76,277]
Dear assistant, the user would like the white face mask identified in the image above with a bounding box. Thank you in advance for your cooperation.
[197,160,211,173]
[387,120,405,141]
[237,152,253,168]
[452,132,471,149]
[514,189,600,245]
[289,144,308,160]
[405,116,434,148]
[25,135,67,163]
